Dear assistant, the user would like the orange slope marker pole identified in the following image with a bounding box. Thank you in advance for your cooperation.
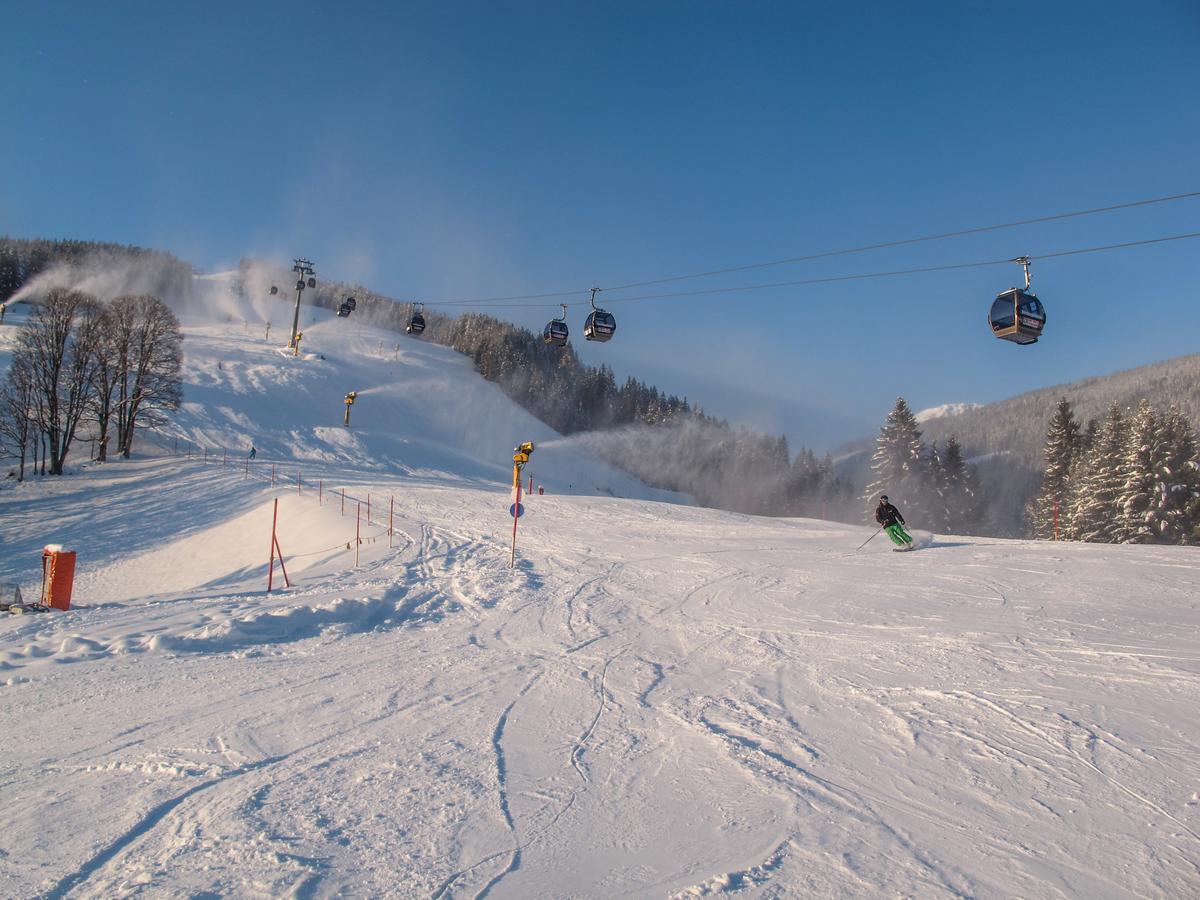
[267,498,279,592]
[274,534,291,587]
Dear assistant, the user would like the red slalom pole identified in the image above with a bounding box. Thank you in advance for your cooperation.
[267,497,279,592]
[367,493,371,525]
[274,535,291,587]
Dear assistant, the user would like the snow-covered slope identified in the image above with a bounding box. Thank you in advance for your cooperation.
[2,288,1199,898]
[165,292,683,501]
[915,402,982,423]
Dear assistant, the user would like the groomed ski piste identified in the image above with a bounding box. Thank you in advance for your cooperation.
[2,284,1199,899]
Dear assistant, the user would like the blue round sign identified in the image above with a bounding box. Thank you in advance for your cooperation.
[509,503,525,518]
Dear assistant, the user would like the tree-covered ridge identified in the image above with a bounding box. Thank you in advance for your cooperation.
[0,237,193,304]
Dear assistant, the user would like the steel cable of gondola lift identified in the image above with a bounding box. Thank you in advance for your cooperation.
[399,190,1200,308]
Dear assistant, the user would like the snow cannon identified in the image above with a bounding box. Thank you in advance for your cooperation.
[344,391,358,427]
[512,441,535,488]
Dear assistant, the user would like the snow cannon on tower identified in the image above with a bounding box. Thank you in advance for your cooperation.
[509,442,536,568]
[512,441,535,488]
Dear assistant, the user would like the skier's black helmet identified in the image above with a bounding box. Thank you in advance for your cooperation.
[879,495,888,502]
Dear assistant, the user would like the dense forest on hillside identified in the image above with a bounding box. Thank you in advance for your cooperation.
[0,238,193,306]
[918,357,1200,535]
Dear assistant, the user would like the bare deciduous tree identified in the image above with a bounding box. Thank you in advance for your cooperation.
[17,288,103,474]
[0,351,36,480]
[106,295,183,458]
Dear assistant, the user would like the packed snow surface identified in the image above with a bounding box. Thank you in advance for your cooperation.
[2,295,1199,898]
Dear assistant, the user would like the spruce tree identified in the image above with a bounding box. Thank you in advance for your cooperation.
[1116,401,1162,543]
[1155,408,1200,544]
[939,436,978,533]
[865,397,928,522]
[1029,398,1081,539]
[1069,403,1128,542]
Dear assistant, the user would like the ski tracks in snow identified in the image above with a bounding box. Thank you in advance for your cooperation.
[39,752,290,899]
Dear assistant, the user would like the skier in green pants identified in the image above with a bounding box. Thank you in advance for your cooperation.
[874,494,913,549]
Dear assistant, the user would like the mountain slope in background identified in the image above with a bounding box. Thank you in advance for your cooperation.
[838,353,1200,535]
[166,278,685,502]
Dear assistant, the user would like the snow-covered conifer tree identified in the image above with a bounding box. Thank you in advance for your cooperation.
[939,436,979,533]
[865,397,928,522]
[1029,398,1081,539]
[925,442,949,532]
[1116,401,1162,543]
[1068,403,1128,542]
[1153,407,1200,544]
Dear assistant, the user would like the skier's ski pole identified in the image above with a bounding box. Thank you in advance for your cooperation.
[856,526,883,551]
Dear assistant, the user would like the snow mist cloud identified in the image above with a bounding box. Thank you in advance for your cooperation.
[540,418,797,515]
[11,254,194,309]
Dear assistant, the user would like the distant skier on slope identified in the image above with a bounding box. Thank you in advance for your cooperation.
[874,494,914,549]
[248,445,257,460]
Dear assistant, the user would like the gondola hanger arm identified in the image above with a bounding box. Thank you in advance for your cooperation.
[1011,256,1032,290]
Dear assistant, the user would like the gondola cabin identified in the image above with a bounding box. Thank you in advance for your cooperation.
[345,297,357,311]
[543,320,569,346]
[583,309,616,342]
[988,288,1046,345]
[337,303,352,317]
[543,305,570,346]
[406,313,426,335]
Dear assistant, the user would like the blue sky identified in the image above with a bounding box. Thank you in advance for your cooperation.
[4,1,1198,449]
